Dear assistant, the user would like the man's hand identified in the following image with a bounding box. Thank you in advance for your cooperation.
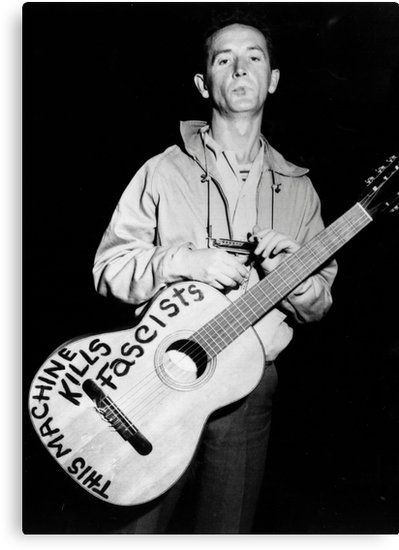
[249,226,300,274]
[183,248,249,290]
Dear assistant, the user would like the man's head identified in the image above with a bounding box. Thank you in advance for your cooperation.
[194,13,280,117]
[200,10,277,72]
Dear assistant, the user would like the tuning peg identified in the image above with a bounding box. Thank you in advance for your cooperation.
[387,192,399,213]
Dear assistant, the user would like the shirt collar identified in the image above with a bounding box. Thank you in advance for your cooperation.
[180,120,309,178]
[200,126,265,168]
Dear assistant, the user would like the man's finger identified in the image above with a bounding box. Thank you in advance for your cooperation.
[216,273,239,289]
[222,264,247,284]
[273,239,300,256]
[255,233,281,256]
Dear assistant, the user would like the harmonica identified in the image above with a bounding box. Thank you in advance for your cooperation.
[208,237,257,256]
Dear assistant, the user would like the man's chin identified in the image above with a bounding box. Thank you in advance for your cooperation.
[228,99,260,113]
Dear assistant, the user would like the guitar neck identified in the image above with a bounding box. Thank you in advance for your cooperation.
[193,202,372,356]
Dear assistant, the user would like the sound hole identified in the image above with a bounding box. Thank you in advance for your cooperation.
[165,339,208,383]
[155,334,215,391]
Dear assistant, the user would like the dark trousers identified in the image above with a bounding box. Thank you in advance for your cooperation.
[115,362,278,534]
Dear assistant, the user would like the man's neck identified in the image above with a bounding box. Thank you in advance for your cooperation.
[209,111,263,164]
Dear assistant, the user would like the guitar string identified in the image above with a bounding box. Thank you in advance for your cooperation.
[115,207,358,410]
[125,203,369,411]
[92,162,397,431]
[129,229,350,424]
[122,245,364,423]
[115,207,370,419]
[93,164,396,427]
[114,208,371,422]
[94,172,397,432]
[117,209,369,424]
[89,161,395,412]
[125,223,365,423]
[101,359,196,433]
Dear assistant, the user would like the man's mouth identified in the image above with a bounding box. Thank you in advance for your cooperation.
[232,86,249,95]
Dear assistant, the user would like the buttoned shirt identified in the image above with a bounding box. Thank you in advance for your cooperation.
[203,131,264,240]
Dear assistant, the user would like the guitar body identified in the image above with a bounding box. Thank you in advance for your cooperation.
[28,282,265,506]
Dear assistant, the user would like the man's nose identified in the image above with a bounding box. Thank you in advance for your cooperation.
[233,59,247,77]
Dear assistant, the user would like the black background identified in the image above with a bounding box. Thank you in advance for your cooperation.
[23,2,399,534]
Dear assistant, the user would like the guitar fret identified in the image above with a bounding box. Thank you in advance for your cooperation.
[218,311,241,335]
[344,210,363,234]
[308,241,328,263]
[206,325,226,350]
[199,322,223,351]
[242,299,259,321]
[264,276,285,299]
[194,331,223,357]
[292,250,311,273]
[208,316,234,346]
[214,310,242,340]
[284,260,302,283]
[194,202,373,354]
[249,286,273,313]
[224,306,250,332]
[278,266,299,291]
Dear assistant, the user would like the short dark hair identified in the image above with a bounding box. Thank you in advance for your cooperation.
[200,7,276,72]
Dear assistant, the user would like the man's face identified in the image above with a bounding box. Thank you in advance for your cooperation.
[195,23,279,116]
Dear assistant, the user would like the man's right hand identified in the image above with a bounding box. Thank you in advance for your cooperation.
[182,248,249,291]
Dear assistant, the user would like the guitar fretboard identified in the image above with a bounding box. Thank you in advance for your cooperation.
[192,203,372,356]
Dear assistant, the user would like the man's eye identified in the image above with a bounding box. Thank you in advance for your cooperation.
[250,56,261,62]
[218,58,229,65]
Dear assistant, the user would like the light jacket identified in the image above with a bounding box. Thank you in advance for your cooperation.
[93,120,337,360]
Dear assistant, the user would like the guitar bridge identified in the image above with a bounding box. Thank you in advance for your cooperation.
[82,379,152,456]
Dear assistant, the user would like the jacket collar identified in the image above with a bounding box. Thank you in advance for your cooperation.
[180,120,309,177]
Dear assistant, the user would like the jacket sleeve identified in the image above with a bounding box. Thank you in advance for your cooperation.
[279,178,337,323]
[92,160,193,306]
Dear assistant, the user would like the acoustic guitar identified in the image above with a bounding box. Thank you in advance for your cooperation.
[28,155,399,505]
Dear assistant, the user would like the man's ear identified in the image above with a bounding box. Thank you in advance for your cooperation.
[268,69,280,94]
[194,73,209,99]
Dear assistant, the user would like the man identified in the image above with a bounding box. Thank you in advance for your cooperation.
[93,14,337,534]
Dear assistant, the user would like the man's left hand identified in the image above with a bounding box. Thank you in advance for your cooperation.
[249,226,300,273]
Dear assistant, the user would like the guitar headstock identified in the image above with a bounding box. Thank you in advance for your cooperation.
[359,155,399,218]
